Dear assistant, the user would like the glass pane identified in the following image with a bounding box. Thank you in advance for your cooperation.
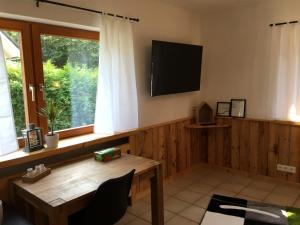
[0,30,26,137]
[41,35,99,131]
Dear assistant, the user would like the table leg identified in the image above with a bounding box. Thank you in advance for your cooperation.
[151,163,164,225]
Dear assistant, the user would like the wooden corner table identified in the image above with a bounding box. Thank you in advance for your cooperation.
[12,154,164,225]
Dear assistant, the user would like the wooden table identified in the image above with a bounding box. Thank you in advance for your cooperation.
[12,154,164,225]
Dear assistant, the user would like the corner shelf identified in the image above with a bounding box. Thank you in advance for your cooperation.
[185,124,230,129]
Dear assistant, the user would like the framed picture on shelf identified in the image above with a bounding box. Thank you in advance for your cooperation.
[216,102,231,117]
[230,99,246,118]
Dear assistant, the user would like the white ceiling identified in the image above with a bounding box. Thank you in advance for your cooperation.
[162,0,261,11]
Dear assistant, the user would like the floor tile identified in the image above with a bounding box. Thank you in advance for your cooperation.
[127,200,151,216]
[239,186,269,200]
[164,184,183,196]
[126,218,150,225]
[115,212,136,225]
[164,197,191,213]
[200,175,226,187]
[179,205,205,223]
[170,178,195,188]
[174,190,204,203]
[235,194,262,202]
[247,177,278,192]
[142,193,171,203]
[218,181,246,193]
[183,171,206,181]
[272,184,300,198]
[293,197,300,208]
[264,193,296,207]
[209,188,236,197]
[139,209,175,223]
[166,215,198,225]
[188,183,214,194]
[228,175,252,186]
[194,195,211,209]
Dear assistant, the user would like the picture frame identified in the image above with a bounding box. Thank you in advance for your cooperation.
[230,99,246,118]
[216,102,231,117]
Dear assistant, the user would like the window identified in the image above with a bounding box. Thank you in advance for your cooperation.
[0,18,99,148]
[41,35,99,131]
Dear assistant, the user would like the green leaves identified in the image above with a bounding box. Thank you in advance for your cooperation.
[38,100,63,136]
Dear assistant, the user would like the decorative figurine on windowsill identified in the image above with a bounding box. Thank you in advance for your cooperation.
[22,123,44,152]
[38,100,62,149]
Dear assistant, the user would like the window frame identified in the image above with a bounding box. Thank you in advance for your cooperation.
[0,17,100,146]
[31,23,99,139]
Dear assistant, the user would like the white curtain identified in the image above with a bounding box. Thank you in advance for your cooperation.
[0,36,19,155]
[94,15,138,134]
[267,23,300,121]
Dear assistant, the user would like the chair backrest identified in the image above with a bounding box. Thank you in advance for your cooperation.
[83,169,135,225]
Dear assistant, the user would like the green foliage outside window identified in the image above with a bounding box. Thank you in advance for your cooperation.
[7,61,98,136]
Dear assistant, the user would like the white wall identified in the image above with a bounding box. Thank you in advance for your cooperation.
[199,0,300,119]
[0,0,203,127]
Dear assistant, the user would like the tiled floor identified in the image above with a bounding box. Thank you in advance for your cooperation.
[116,166,300,225]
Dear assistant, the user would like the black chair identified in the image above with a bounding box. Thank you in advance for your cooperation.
[2,202,33,225]
[69,169,135,225]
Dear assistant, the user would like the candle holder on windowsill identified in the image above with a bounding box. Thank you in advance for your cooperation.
[22,123,44,153]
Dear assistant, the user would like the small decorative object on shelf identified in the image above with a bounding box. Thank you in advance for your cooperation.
[22,164,51,183]
[94,147,121,162]
[193,101,215,125]
[230,99,246,118]
[216,102,231,117]
[22,123,44,152]
[38,100,62,149]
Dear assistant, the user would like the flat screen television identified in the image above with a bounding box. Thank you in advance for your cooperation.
[150,40,203,96]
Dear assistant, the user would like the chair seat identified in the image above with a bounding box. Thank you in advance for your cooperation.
[2,203,33,225]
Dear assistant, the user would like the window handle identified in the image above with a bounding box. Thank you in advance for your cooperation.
[39,84,45,101]
[29,84,35,102]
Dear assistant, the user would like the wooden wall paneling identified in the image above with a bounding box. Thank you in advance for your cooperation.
[249,122,259,173]
[138,129,153,191]
[231,119,241,169]
[158,126,167,178]
[207,129,216,165]
[168,124,177,177]
[199,130,208,163]
[223,126,232,168]
[134,131,144,156]
[239,120,250,171]
[183,121,191,168]
[287,126,300,182]
[257,122,270,175]
[176,122,187,172]
[152,128,159,161]
[276,125,290,180]
[268,123,279,177]
[215,128,224,167]
[142,130,154,159]
[129,135,137,155]
[207,129,217,165]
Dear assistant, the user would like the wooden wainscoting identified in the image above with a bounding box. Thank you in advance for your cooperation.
[202,117,300,183]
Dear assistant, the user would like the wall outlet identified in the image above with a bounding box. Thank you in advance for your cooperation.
[277,164,296,174]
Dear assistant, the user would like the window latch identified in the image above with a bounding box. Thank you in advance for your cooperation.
[29,84,35,102]
[39,84,45,101]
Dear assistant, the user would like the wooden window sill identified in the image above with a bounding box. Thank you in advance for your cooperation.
[0,131,135,170]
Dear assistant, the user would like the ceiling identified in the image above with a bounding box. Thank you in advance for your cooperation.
[162,0,261,11]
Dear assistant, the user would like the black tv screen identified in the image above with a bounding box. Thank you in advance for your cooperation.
[150,40,203,96]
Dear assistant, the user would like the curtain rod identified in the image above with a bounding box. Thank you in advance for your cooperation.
[269,20,298,27]
[35,0,140,22]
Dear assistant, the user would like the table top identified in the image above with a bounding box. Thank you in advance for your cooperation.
[14,154,160,208]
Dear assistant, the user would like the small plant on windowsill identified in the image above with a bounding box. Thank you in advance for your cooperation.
[38,100,62,149]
